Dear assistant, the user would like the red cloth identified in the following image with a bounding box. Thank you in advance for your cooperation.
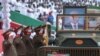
[0,30,4,53]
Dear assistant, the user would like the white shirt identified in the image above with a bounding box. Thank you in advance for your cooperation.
[30,32,36,39]
[70,17,79,25]
[27,7,34,18]
[20,3,27,15]
[38,6,44,14]
[33,11,40,19]
[15,1,22,11]
[17,29,22,35]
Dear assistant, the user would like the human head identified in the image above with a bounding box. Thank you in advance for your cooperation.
[23,26,32,35]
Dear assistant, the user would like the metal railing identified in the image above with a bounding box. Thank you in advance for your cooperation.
[37,46,100,56]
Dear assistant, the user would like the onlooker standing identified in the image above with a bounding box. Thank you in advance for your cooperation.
[47,11,54,25]
[2,30,17,56]
[20,0,27,16]
[38,13,43,21]
[15,0,22,12]
[42,12,48,23]
[27,5,34,18]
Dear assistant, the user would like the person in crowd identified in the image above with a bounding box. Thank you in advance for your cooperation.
[51,7,57,26]
[32,5,40,19]
[2,18,12,32]
[15,0,22,12]
[20,0,28,15]
[2,29,17,56]
[37,4,44,15]
[47,11,54,25]
[27,5,34,18]
[42,12,48,23]
[9,0,17,11]
[38,13,43,21]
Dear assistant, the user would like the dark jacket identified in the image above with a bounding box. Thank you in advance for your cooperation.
[32,35,44,48]
[47,15,54,25]
[3,40,17,56]
[32,35,45,56]
[22,35,34,56]
[13,37,27,56]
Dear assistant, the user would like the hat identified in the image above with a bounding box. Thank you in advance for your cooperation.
[9,32,16,39]
[2,29,13,40]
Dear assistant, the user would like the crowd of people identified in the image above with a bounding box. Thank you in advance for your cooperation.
[8,0,58,26]
[63,0,100,7]
[8,0,100,25]
[0,0,100,26]
[2,25,57,56]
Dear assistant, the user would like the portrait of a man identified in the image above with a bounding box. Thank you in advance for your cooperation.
[88,16,100,30]
[62,15,85,30]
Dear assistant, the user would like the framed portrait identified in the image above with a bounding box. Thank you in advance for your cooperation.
[56,14,85,31]
[86,14,100,30]
[56,14,100,31]
[63,6,87,14]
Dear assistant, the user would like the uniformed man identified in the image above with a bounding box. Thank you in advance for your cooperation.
[13,37,27,56]
[21,26,34,56]
[14,26,24,37]
[2,29,17,56]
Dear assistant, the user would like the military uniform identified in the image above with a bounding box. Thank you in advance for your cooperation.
[22,35,34,56]
[2,29,17,56]
[13,37,27,56]
[32,35,45,56]
[3,39,17,56]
